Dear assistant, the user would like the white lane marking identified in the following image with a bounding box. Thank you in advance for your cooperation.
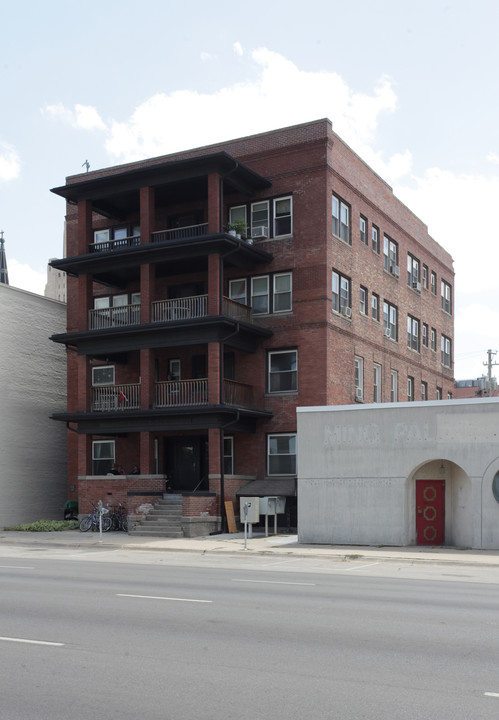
[232,579,315,586]
[117,594,212,603]
[0,565,34,569]
[0,636,64,646]
[484,692,499,698]
[342,562,380,571]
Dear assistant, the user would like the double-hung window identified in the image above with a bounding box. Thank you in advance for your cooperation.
[92,440,115,475]
[251,201,269,238]
[372,224,380,254]
[229,205,247,229]
[390,370,398,402]
[371,292,380,321]
[431,327,437,351]
[360,216,367,245]
[422,264,428,289]
[332,270,351,316]
[383,301,398,340]
[373,363,382,403]
[421,381,428,401]
[273,273,292,312]
[407,254,420,290]
[384,235,399,275]
[354,356,364,401]
[441,335,452,368]
[431,271,437,295]
[332,194,350,243]
[92,365,115,386]
[441,280,452,314]
[251,276,269,314]
[422,322,428,348]
[268,349,297,393]
[229,278,247,306]
[407,315,420,352]
[267,434,296,475]
[360,286,367,315]
[407,376,415,402]
[223,436,234,475]
[274,197,292,236]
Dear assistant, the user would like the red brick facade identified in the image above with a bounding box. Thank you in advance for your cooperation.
[51,119,454,529]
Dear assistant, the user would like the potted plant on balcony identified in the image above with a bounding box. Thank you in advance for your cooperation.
[226,219,250,241]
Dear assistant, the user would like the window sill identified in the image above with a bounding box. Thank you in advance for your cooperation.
[332,232,352,247]
[265,391,298,398]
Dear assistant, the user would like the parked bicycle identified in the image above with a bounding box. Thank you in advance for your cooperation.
[79,502,112,533]
[107,503,129,532]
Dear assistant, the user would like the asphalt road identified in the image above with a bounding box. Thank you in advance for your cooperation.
[0,549,498,719]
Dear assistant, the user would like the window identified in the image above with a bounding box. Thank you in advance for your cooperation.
[229,278,247,305]
[407,315,420,352]
[431,327,437,351]
[273,273,292,312]
[431,271,437,295]
[268,350,297,393]
[421,381,428,401]
[360,286,367,315]
[383,235,399,275]
[274,197,292,236]
[383,301,398,340]
[391,370,398,402]
[332,270,351,316]
[373,363,382,403]
[268,433,296,475]
[94,229,110,244]
[360,216,367,245]
[407,376,414,402]
[332,194,350,243]
[92,365,115,386]
[441,335,452,368]
[223,436,234,475]
[354,356,364,401]
[251,201,269,236]
[92,440,115,475]
[441,280,452,314]
[436,386,442,400]
[422,264,428,290]
[231,273,292,314]
[407,253,420,290]
[168,358,181,381]
[422,323,428,348]
[447,392,453,400]
[229,205,247,228]
[251,276,269,314]
[372,224,380,254]
[371,292,380,321]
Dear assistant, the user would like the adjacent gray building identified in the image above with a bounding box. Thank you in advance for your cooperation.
[0,284,67,527]
[297,398,499,550]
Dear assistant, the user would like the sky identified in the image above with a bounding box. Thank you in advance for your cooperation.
[2,0,499,380]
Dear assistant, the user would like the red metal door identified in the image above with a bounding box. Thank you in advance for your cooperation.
[416,479,445,545]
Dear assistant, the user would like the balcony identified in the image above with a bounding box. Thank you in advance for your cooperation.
[92,384,140,412]
[89,234,141,253]
[89,304,141,330]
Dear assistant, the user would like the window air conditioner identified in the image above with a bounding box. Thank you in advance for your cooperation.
[384,328,392,338]
[340,305,352,318]
[251,226,268,239]
[391,264,400,278]
[355,387,363,401]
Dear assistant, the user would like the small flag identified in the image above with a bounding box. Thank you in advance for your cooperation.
[118,391,128,405]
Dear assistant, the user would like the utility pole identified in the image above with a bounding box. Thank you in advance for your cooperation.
[483,349,498,394]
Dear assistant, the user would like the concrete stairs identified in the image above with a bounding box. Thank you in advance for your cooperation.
[130,495,184,538]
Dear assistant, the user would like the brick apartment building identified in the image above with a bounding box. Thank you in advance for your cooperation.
[49,118,454,533]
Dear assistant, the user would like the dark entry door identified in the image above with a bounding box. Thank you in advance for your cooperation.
[416,479,445,545]
[164,436,208,493]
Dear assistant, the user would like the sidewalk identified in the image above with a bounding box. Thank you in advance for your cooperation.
[2,529,499,566]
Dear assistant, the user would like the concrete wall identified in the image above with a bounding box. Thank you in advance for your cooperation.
[297,398,499,549]
[0,285,67,527]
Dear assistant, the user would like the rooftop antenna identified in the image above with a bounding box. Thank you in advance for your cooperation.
[0,230,9,285]
[82,159,90,172]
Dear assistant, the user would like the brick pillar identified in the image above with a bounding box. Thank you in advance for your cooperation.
[77,200,93,255]
[77,434,92,476]
[208,427,221,491]
[139,431,153,474]
[207,253,221,316]
[76,274,93,331]
[207,172,221,234]
[140,187,156,324]
[140,186,155,241]
[140,348,155,410]
[208,342,221,405]
[77,354,90,413]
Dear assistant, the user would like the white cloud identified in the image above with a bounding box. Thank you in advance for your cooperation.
[487,152,499,164]
[8,259,47,296]
[44,102,106,131]
[233,41,243,56]
[0,142,21,181]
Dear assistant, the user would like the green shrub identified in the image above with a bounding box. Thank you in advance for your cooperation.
[4,520,79,532]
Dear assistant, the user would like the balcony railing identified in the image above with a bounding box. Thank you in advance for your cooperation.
[89,235,141,253]
[89,304,141,330]
[223,379,255,409]
[155,379,208,407]
[152,295,208,323]
[151,224,209,243]
[92,384,140,412]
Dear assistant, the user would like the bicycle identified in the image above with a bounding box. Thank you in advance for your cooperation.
[79,503,113,532]
[107,503,129,532]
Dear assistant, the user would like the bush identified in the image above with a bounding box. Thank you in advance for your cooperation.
[4,520,79,532]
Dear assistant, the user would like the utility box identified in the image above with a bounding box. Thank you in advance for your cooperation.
[240,497,260,524]
[259,496,286,515]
